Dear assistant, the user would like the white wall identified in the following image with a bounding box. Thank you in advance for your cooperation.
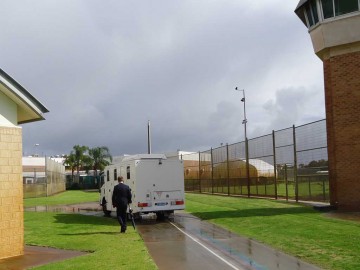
[0,91,17,127]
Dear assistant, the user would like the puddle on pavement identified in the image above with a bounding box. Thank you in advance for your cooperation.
[25,203,103,216]
[0,246,87,270]
[171,212,322,270]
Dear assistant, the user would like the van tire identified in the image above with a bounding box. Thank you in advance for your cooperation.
[102,205,111,217]
[101,197,111,217]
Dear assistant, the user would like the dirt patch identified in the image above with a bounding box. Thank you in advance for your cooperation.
[0,246,87,270]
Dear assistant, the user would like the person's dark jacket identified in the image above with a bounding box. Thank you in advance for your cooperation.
[112,182,132,209]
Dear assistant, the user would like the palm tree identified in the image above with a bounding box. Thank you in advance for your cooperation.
[63,153,76,183]
[88,146,112,190]
[73,145,89,176]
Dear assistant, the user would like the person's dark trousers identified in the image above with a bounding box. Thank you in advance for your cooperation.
[116,206,127,232]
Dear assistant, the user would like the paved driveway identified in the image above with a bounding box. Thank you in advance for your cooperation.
[137,212,323,270]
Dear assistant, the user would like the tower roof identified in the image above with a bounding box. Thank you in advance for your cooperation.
[295,0,308,12]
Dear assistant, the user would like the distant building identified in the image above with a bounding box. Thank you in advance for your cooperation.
[22,156,66,198]
[0,68,48,259]
[22,156,46,184]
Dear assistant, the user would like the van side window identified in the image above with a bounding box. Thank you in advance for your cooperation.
[114,169,117,181]
[106,170,110,182]
[127,166,130,179]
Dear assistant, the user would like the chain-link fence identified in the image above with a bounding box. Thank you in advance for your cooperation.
[23,157,66,198]
[183,119,329,203]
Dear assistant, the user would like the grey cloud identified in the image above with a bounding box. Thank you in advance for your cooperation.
[1,1,325,157]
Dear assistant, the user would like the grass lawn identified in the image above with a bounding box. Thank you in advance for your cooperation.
[24,191,157,270]
[186,179,330,201]
[185,193,360,270]
[26,191,359,269]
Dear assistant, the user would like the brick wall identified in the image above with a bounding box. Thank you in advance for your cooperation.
[0,126,23,259]
[324,50,360,210]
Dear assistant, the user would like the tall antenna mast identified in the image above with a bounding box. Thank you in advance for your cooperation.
[147,120,151,154]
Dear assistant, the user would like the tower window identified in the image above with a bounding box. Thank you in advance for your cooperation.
[321,0,359,19]
[306,4,315,26]
[321,0,334,19]
[334,0,359,16]
[310,0,319,23]
[303,0,320,28]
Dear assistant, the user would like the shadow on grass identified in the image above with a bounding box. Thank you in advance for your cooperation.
[53,213,118,226]
[59,232,119,236]
[190,206,316,220]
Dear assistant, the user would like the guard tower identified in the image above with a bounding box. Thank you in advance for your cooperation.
[295,0,360,210]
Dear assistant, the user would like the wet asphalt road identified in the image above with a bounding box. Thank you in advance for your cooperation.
[137,212,322,270]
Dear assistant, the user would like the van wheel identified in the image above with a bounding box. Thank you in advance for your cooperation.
[102,204,111,217]
[101,198,111,217]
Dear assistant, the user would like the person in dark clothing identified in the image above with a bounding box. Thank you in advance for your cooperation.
[112,176,132,233]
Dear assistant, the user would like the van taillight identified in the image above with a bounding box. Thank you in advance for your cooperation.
[138,202,150,207]
[171,200,184,205]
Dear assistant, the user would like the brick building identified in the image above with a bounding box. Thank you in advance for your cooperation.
[0,69,48,259]
[295,0,360,210]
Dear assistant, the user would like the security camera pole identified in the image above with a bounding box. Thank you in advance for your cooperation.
[235,87,250,197]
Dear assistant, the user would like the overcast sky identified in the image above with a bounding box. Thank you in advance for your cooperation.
[1,0,325,157]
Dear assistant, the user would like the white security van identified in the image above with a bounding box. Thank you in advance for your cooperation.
[100,154,185,219]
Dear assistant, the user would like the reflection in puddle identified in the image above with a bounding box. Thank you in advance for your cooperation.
[24,203,103,216]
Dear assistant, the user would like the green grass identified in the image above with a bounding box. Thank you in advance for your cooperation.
[185,193,360,270]
[24,191,157,270]
[26,190,359,269]
[25,212,157,270]
[187,180,330,201]
[24,190,100,207]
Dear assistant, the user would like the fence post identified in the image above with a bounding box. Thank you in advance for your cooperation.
[181,154,184,192]
[226,143,230,196]
[285,164,289,201]
[293,125,299,202]
[211,148,214,194]
[45,156,49,197]
[322,176,326,201]
[246,138,250,197]
[272,130,278,200]
[198,151,201,193]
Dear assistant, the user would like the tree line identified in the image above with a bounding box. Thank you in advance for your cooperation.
[63,145,112,189]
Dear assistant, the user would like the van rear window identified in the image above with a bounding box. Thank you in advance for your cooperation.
[127,166,130,179]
